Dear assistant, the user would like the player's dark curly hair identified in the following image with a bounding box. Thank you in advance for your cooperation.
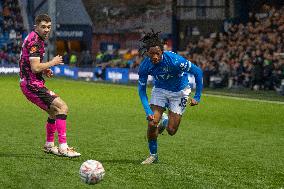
[139,29,164,55]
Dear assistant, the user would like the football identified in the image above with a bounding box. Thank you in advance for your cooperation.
[79,160,105,184]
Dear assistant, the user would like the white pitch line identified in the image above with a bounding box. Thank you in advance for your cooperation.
[204,94,284,105]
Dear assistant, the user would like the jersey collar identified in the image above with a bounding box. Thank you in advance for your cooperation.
[34,30,45,41]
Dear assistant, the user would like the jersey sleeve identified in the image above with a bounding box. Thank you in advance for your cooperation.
[138,60,148,87]
[172,53,192,72]
[28,40,41,57]
[187,63,203,102]
[173,54,203,102]
[138,60,153,117]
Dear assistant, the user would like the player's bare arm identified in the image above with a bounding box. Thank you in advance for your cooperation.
[30,55,63,73]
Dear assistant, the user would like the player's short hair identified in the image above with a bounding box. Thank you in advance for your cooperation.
[139,29,164,55]
[35,14,51,25]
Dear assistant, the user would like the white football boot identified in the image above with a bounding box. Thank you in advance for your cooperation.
[58,146,81,158]
[43,144,59,156]
[141,154,158,165]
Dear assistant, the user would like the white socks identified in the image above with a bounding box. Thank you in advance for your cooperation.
[45,142,54,147]
[59,143,68,150]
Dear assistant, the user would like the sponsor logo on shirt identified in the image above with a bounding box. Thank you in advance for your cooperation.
[30,46,37,54]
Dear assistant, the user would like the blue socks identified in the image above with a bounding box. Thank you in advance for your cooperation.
[148,139,157,155]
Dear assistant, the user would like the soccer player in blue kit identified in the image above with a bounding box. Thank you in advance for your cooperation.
[138,30,203,164]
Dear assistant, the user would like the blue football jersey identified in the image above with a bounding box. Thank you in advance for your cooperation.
[138,51,203,116]
[138,51,194,91]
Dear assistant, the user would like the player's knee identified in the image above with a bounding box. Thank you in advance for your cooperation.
[49,111,56,119]
[168,131,176,136]
[148,120,159,128]
[167,128,177,136]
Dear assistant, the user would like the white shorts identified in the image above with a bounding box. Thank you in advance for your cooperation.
[150,86,191,115]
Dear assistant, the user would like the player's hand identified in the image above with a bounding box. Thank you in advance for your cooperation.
[43,69,53,78]
[147,114,154,121]
[147,114,159,128]
[189,98,199,106]
[52,55,64,66]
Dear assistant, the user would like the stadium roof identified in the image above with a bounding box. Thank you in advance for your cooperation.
[33,0,93,26]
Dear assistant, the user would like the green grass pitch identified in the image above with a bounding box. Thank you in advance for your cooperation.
[0,76,283,188]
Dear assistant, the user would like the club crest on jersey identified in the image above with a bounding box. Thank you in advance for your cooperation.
[180,61,190,71]
[180,62,187,68]
[30,46,37,53]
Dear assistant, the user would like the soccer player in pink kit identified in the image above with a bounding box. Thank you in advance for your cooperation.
[19,14,80,157]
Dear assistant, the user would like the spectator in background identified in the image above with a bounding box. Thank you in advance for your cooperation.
[181,4,284,91]
[3,4,11,18]
[63,51,70,65]
[123,49,133,61]
[201,62,211,88]
[272,56,284,90]
[80,50,94,67]
[95,50,104,64]
[218,58,230,87]
[69,52,77,67]
[9,29,16,39]
[263,52,274,90]
[0,0,25,65]
[251,49,263,90]
[242,58,253,88]
[78,50,86,67]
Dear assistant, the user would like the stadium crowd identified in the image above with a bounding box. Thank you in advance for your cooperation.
[1,1,283,92]
[94,4,284,91]
[86,0,171,33]
[0,0,26,66]
[184,4,284,91]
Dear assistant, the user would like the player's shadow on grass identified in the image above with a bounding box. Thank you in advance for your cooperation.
[0,152,82,162]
